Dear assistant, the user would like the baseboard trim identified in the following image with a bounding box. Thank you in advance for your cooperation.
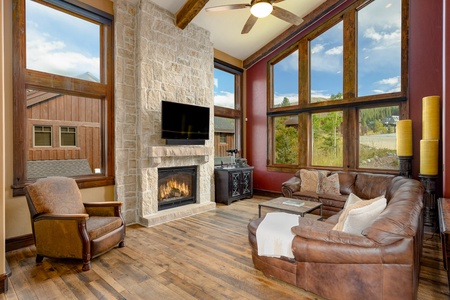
[6,234,34,252]
[253,189,282,198]
[0,260,11,294]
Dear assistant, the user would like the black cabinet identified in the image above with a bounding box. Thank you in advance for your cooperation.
[214,166,254,205]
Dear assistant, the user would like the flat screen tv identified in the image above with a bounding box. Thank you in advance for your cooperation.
[161,101,210,145]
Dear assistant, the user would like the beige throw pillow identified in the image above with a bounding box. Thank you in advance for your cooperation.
[317,173,341,194]
[300,169,319,192]
[333,195,386,235]
[343,193,363,209]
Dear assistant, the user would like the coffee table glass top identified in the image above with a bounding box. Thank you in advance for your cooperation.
[258,197,322,217]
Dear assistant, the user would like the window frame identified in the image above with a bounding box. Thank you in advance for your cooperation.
[266,0,409,173]
[60,126,77,147]
[213,60,244,164]
[33,125,53,147]
[12,0,115,195]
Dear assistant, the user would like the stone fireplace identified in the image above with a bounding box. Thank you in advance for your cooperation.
[114,1,216,227]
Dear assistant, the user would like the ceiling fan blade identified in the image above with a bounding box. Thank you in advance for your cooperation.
[241,15,258,34]
[271,6,303,26]
[273,0,285,3]
[205,4,250,12]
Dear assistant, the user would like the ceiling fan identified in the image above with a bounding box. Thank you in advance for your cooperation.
[205,0,303,34]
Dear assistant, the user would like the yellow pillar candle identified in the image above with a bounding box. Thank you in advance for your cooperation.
[420,139,439,175]
[396,119,413,156]
[422,96,440,140]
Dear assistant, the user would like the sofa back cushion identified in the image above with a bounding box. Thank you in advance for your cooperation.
[362,177,424,244]
[336,172,357,195]
[354,173,395,199]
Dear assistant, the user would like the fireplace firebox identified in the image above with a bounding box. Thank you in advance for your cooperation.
[158,166,197,210]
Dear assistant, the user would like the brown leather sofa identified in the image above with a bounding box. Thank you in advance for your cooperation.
[282,170,395,217]
[249,176,424,299]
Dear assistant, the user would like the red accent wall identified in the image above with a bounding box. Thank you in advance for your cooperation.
[443,0,450,197]
[245,0,445,194]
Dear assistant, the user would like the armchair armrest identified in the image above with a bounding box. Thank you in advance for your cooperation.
[281,176,301,197]
[34,213,89,222]
[84,201,123,217]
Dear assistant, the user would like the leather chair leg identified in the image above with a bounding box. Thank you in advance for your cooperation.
[82,261,91,271]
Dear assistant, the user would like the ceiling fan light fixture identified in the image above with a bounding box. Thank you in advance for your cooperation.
[250,1,273,18]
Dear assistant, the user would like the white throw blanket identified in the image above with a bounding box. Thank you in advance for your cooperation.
[256,212,299,259]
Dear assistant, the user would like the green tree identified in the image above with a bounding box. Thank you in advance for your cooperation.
[274,98,298,164]
[312,111,343,166]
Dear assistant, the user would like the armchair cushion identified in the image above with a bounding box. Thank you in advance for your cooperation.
[87,216,123,240]
[26,177,86,215]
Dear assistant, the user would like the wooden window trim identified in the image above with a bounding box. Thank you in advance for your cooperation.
[214,60,244,160]
[12,0,115,196]
[266,0,409,172]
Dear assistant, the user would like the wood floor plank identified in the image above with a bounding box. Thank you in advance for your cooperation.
[3,196,450,300]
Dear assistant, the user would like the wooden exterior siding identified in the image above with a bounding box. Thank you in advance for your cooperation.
[27,94,101,172]
[214,133,235,158]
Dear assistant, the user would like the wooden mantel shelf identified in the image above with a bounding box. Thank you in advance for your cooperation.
[148,145,213,167]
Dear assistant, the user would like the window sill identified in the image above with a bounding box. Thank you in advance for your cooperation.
[11,175,115,197]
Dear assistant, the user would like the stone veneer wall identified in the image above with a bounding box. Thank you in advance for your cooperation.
[114,0,215,226]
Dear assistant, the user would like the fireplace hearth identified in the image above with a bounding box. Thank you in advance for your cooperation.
[158,166,197,210]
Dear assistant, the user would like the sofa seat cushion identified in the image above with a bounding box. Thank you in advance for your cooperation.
[319,193,348,207]
[87,216,123,240]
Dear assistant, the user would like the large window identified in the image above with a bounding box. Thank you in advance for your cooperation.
[12,0,114,195]
[214,61,243,165]
[268,0,407,172]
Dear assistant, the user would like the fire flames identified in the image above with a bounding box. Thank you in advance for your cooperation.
[159,178,190,201]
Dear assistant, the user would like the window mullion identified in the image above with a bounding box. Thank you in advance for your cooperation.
[343,10,356,100]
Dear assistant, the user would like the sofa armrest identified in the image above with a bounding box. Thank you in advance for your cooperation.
[84,202,123,217]
[290,218,414,265]
[281,176,301,197]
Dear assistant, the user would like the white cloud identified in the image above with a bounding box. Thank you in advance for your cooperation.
[311,44,324,54]
[364,27,382,41]
[26,26,100,79]
[377,76,399,86]
[214,91,235,108]
[277,50,298,72]
[214,78,218,88]
[311,90,331,99]
[273,94,299,106]
[370,76,401,94]
[326,46,343,55]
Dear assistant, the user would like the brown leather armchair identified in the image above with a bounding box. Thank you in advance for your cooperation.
[25,177,126,271]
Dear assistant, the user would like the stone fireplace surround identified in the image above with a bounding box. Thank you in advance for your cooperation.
[114,1,216,227]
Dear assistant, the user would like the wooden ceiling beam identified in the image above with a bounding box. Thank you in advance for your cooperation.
[176,0,210,29]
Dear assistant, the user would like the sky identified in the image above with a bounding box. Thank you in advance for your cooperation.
[25,0,401,107]
[214,0,402,107]
[26,0,100,81]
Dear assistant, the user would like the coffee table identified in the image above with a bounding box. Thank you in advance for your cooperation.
[258,197,322,219]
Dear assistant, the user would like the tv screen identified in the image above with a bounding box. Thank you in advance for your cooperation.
[161,101,210,144]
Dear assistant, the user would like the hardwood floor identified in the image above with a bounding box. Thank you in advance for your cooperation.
[3,196,450,300]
